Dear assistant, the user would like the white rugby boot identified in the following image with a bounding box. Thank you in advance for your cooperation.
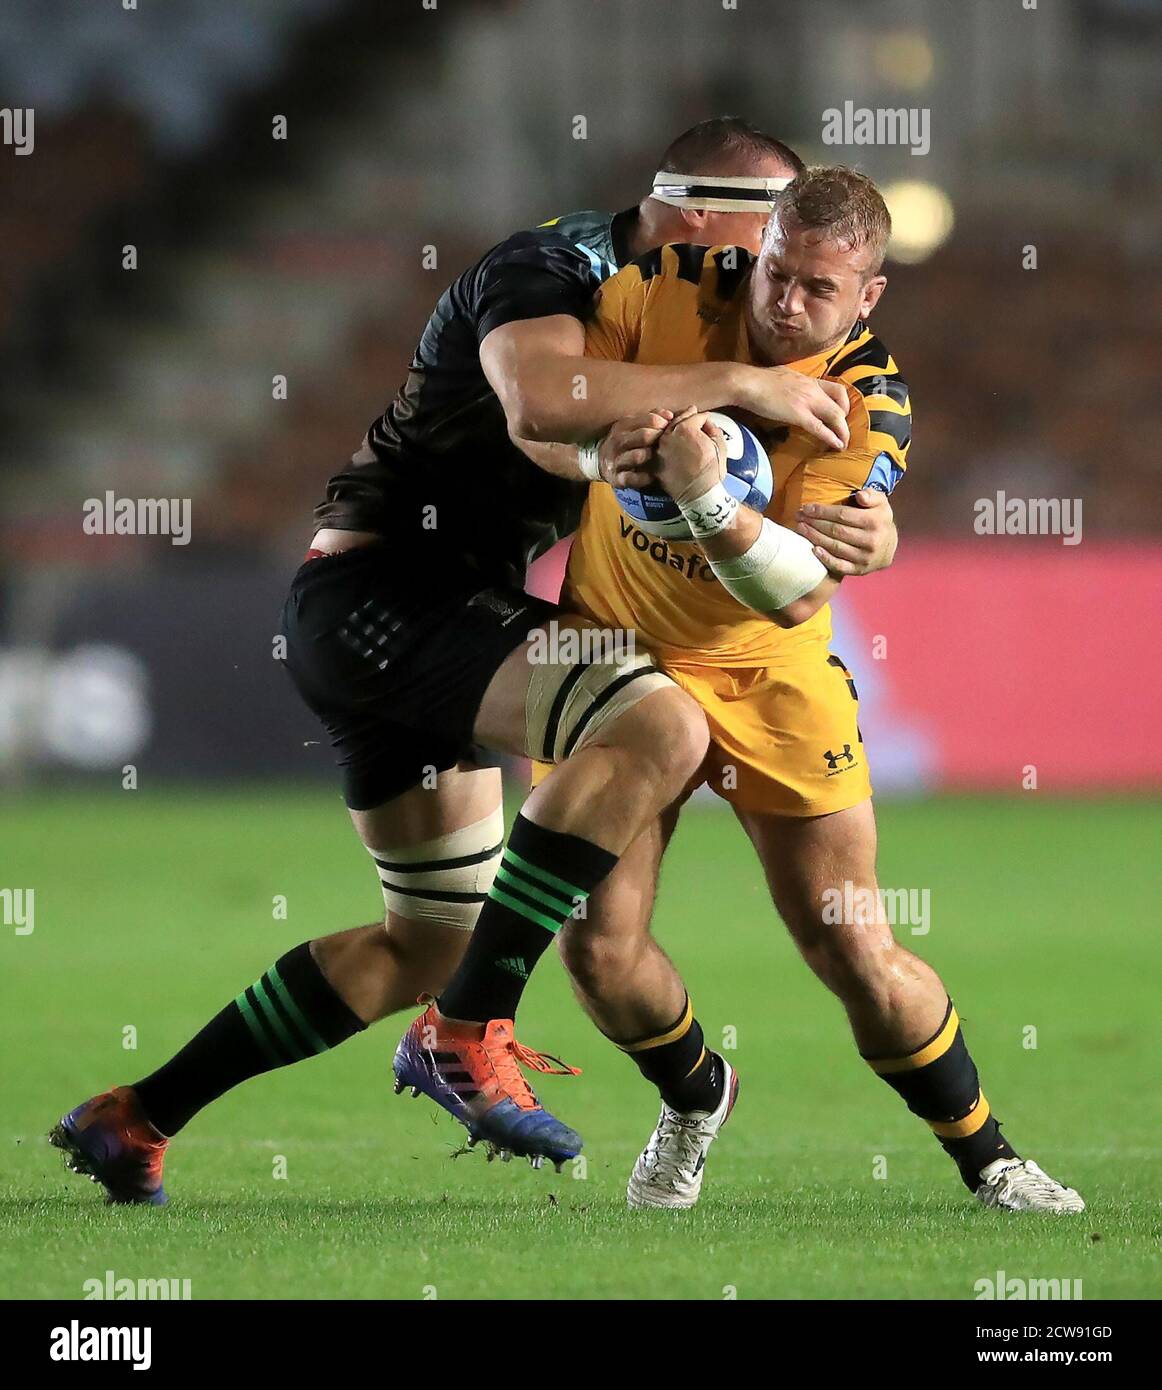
[626,1056,738,1210]
[975,1157,1086,1213]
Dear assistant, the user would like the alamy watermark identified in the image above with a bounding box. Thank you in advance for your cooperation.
[526,621,636,666]
[822,101,930,156]
[83,1270,192,1301]
[974,1270,1083,1301]
[1,107,34,155]
[83,492,191,547]
[974,493,1082,545]
[49,1322,151,1370]
[2,887,34,935]
[822,881,930,935]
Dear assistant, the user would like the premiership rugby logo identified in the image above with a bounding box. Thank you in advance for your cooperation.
[618,517,716,582]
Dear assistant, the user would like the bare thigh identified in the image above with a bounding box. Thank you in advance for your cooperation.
[349,762,499,847]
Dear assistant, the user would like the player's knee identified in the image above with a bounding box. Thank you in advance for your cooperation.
[557,923,642,996]
[648,686,710,779]
[801,937,855,997]
[800,929,899,1008]
[361,807,504,932]
[606,684,709,797]
[378,916,469,998]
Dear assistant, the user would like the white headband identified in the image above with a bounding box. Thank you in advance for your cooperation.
[651,170,792,213]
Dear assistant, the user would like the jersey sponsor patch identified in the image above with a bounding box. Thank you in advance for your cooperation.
[617,516,717,582]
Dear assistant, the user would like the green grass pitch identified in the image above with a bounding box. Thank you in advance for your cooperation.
[2,788,1159,1300]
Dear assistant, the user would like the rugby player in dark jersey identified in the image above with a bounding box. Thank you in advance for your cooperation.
[49,121,896,1197]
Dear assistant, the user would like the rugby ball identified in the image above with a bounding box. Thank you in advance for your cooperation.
[613,411,773,541]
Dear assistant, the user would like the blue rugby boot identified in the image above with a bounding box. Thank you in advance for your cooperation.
[49,1086,169,1205]
[393,1003,582,1169]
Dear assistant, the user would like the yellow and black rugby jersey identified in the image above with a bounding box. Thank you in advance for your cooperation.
[565,243,912,666]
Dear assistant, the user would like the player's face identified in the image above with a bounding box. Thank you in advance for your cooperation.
[746,213,886,364]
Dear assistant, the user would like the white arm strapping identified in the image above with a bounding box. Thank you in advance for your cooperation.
[577,440,603,481]
[708,515,828,614]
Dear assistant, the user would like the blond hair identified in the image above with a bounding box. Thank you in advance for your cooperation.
[771,166,891,276]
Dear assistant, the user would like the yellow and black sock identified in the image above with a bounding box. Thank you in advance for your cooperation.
[615,994,724,1115]
[862,998,1017,1189]
[132,942,365,1135]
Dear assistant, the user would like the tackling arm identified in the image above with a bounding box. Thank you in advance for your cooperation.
[480,314,851,452]
[510,410,675,489]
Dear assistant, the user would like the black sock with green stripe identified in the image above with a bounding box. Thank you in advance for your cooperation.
[132,942,365,1136]
[438,813,617,1024]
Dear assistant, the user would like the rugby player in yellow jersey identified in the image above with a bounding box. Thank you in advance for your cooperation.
[521,167,1084,1213]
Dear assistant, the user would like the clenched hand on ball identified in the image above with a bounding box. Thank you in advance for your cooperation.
[599,406,897,578]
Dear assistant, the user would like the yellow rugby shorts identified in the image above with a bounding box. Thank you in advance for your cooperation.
[530,643,872,817]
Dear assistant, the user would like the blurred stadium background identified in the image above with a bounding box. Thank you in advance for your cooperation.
[1,0,1160,795]
[4,0,1162,1304]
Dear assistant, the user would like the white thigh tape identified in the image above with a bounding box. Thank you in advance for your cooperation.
[365,807,504,931]
[525,640,673,764]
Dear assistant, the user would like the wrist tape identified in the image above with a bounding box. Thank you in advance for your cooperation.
[677,479,740,538]
[578,440,603,482]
